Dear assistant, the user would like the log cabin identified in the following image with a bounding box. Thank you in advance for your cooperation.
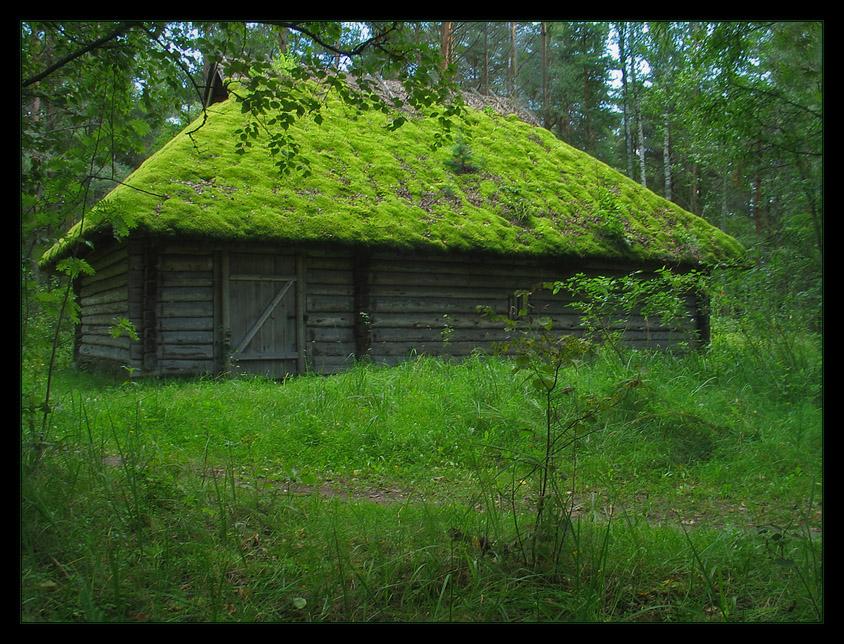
[40,78,744,378]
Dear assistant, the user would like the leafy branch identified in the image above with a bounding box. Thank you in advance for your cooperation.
[22,21,147,88]
[478,295,640,568]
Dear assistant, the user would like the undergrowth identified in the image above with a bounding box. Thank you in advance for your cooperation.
[21,332,822,622]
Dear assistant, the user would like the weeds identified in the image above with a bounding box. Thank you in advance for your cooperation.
[21,325,821,622]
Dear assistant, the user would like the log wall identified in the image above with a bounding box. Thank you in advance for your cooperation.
[75,242,134,372]
[74,240,705,378]
[152,244,217,375]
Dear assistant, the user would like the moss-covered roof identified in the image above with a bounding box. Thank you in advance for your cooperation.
[40,81,744,268]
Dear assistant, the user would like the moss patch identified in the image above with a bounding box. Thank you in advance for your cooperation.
[41,82,744,268]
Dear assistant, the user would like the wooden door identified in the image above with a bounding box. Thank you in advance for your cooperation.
[223,252,304,378]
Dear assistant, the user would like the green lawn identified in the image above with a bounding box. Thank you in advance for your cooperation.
[21,338,822,622]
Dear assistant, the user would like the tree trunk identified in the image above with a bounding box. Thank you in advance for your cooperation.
[277,26,288,54]
[796,150,823,261]
[636,91,647,188]
[663,108,672,202]
[481,22,489,95]
[581,31,594,151]
[508,22,517,97]
[753,143,765,235]
[440,22,454,73]
[628,27,647,188]
[691,161,700,216]
[541,22,549,129]
[618,24,634,180]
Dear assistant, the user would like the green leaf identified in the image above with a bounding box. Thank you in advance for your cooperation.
[56,257,95,278]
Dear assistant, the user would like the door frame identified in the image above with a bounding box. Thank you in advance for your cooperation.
[218,250,306,375]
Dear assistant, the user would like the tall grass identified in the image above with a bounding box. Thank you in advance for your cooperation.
[21,333,822,622]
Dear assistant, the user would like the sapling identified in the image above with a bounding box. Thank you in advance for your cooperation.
[478,294,640,568]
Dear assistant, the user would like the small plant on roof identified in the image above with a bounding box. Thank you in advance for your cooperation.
[445,132,480,175]
[596,184,628,244]
[500,184,534,223]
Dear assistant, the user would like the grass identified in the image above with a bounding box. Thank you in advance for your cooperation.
[20,336,822,623]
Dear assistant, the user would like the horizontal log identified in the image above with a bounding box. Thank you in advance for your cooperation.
[306,314,355,328]
[159,254,213,272]
[229,273,297,282]
[159,301,214,318]
[79,323,135,339]
[233,351,299,361]
[79,272,128,298]
[78,331,131,348]
[370,340,493,357]
[159,271,213,287]
[367,311,584,330]
[80,313,134,327]
[371,328,511,343]
[306,295,354,313]
[158,330,215,345]
[159,317,214,332]
[157,359,216,374]
[308,327,355,342]
[87,242,129,267]
[160,286,214,303]
[79,286,128,308]
[310,341,356,356]
[78,342,131,361]
[161,344,214,359]
[370,295,581,316]
[370,271,548,291]
[306,268,354,283]
[78,300,128,317]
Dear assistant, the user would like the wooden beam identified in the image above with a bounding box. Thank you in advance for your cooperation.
[233,279,295,354]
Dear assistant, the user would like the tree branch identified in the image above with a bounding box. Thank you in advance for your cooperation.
[22,21,146,88]
[262,21,403,60]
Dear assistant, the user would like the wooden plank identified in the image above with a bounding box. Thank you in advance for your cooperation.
[306,268,355,285]
[230,273,297,282]
[79,286,128,307]
[371,328,511,343]
[369,312,548,329]
[370,284,536,300]
[368,344,483,358]
[161,344,214,359]
[158,331,215,345]
[157,359,216,374]
[159,271,214,287]
[80,313,132,327]
[159,317,214,331]
[221,250,231,349]
[306,294,354,312]
[235,352,299,360]
[78,342,130,360]
[308,327,355,342]
[160,301,215,318]
[159,254,214,272]
[160,286,214,302]
[78,331,131,348]
[310,341,356,356]
[296,254,306,373]
[306,314,355,328]
[233,279,295,354]
[79,273,128,298]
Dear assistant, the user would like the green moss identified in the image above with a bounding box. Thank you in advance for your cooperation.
[40,81,744,269]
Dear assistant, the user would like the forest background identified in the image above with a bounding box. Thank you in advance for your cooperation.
[21,20,823,349]
[20,20,823,623]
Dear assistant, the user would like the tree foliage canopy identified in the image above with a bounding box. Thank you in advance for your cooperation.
[21,20,821,337]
